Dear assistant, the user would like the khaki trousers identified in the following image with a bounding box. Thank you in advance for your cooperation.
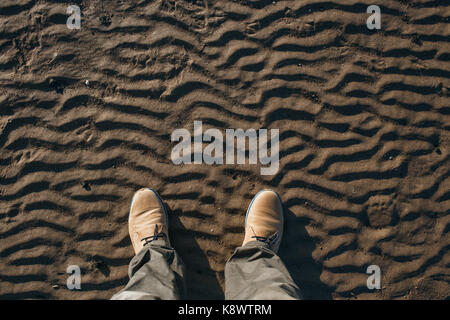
[111,240,301,300]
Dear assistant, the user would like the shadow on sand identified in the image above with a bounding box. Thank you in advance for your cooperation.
[166,203,224,299]
[279,208,333,299]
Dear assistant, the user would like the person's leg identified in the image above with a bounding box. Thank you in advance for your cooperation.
[225,190,302,300]
[111,239,185,300]
[111,188,186,300]
[225,241,301,300]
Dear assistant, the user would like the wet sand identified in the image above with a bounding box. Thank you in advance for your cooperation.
[0,0,449,299]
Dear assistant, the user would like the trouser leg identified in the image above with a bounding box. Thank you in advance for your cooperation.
[224,241,302,300]
[111,240,186,300]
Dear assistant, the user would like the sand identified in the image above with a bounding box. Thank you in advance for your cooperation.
[0,0,449,299]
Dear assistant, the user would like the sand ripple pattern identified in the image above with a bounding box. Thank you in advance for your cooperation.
[0,0,449,299]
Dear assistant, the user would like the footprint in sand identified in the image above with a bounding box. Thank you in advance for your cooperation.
[366,195,397,228]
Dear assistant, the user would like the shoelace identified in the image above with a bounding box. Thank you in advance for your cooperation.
[141,224,166,245]
[250,227,279,246]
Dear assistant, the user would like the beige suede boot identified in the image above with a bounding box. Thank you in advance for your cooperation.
[242,190,284,253]
[128,188,169,254]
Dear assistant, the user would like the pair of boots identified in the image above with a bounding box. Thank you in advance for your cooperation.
[112,188,301,300]
[129,188,284,254]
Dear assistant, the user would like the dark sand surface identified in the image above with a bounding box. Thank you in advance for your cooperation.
[0,0,449,299]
